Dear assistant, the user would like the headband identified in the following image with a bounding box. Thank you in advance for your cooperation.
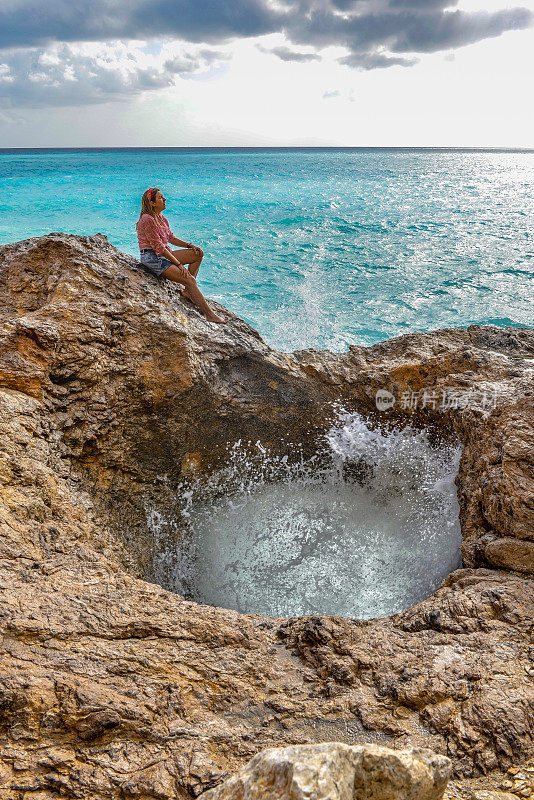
[147,187,156,201]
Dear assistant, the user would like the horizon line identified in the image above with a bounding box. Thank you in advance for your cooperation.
[1,145,533,153]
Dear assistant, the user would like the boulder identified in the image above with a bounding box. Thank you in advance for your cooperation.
[200,743,451,800]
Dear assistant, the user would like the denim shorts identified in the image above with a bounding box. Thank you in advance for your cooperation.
[139,248,173,277]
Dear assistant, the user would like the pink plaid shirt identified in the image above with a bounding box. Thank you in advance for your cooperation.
[137,214,174,256]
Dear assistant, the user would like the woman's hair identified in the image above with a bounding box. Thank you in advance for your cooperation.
[136,187,160,230]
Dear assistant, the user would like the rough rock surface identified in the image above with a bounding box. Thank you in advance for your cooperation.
[200,742,452,800]
[0,233,533,799]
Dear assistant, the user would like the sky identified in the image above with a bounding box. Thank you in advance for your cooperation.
[0,0,532,147]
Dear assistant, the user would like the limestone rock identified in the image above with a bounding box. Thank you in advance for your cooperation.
[484,537,534,573]
[0,234,533,799]
[201,743,451,800]
[469,793,521,800]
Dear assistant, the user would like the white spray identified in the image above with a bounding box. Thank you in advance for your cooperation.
[147,410,462,620]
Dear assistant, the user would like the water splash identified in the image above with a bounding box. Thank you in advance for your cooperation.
[150,411,462,620]
[275,235,351,353]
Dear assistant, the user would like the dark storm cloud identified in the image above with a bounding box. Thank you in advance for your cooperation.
[129,0,283,43]
[328,0,363,9]
[0,0,284,50]
[282,4,533,52]
[0,0,531,56]
[390,7,533,53]
[387,0,459,8]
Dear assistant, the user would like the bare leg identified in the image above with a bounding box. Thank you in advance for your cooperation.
[161,263,228,324]
[170,248,202,302]
[170,247,203,282]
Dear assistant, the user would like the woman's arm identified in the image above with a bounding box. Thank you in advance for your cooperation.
[162,246,183,266]
[170,234,202,256]
[169,234,193,248]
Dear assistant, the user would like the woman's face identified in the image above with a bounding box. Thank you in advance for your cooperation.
[152,190,166,213]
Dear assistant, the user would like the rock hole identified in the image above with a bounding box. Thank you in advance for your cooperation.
[148,411,463,620]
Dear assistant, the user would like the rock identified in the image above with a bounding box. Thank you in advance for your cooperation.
[200,743,452,800]
[484,538,534,573]
[0,234,533,798]
[501,763,534,798]
[470,793,521,800]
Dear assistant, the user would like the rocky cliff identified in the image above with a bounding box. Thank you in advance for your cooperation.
[0,233,532,799]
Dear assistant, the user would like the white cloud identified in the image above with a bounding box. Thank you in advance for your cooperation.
[0,40,232,107]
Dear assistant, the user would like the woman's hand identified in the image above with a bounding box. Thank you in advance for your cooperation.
[187,243,202,256]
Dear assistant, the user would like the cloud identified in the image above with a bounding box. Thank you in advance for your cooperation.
[258,44,320,61]
[0,0,531,109]
[0,0,284,50]
[387,0,459,8]
[0,41,230,107]
[164,47,231,74]
[338,51,418,69]
[389,7,533,53]
[323,87,356,101]
[281,3,532,55]
[0,0,531,59]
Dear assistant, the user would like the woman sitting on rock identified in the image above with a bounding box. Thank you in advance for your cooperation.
[136,187,228,324]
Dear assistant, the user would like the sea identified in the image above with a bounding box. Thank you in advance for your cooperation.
[1,147,532,352]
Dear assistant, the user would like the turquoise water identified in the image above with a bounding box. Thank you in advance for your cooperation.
[1,148,532,350]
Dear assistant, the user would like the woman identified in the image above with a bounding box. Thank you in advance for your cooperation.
[136,187,228,324]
